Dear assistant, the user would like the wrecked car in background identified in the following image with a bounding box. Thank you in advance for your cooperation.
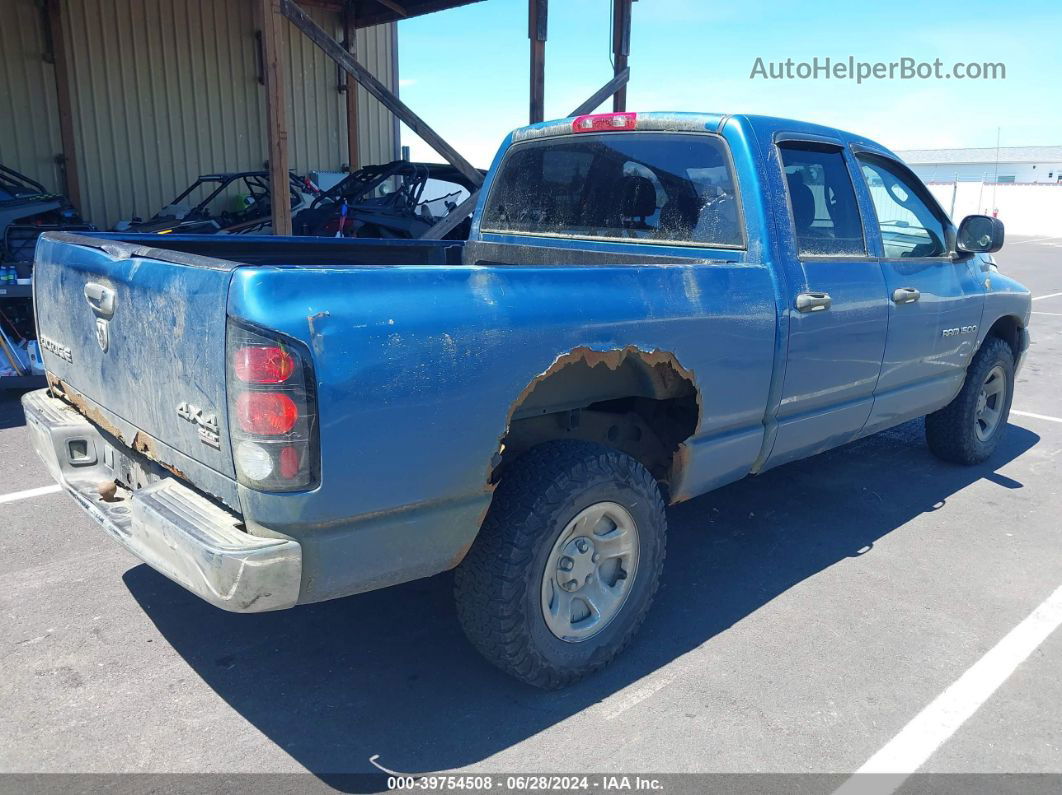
[293,160,481,239]
[0,163,92,265]
[113,171,318,235]
[23,111,1029,688]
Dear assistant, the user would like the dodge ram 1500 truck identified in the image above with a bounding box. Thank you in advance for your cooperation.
[23,112,1031,688]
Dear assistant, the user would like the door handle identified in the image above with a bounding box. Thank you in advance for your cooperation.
[84,282,116,318]
[892,287,920,304]
[795,291,832,313]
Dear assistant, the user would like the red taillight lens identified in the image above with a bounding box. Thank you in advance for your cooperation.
[236,392,298,435]
[278,445,300,479]
[233,345,295,384]
[572,112,637,133]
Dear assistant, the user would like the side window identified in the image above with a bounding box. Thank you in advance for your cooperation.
[857,156,948,258]
[779,143,866,257]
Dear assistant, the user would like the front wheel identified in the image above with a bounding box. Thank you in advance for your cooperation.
[926,336,1015,464]
[454,441,666,689]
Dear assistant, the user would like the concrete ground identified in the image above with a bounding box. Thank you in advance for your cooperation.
[1,236,1060,785]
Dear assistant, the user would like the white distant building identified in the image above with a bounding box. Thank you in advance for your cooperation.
[896,146,1062,184]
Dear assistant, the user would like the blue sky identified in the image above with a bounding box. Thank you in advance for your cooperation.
[396,0,1062,167]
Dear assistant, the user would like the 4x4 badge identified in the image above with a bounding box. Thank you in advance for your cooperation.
[176,401,221,449]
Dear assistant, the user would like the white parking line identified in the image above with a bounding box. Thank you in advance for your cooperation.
[1031,291,1062,302]
[0,484,61,505]
[596,671,677,720]
[1011,236,1062,245]
[1032,311,1062,316]
[835,583,1062,795]
[1011,409,1062,425]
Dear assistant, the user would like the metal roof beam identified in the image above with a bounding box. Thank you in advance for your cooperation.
[280,0,483,187]
[371,0,409,17]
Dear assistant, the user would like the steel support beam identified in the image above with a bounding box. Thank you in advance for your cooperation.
[569,67,629,117]
[370,0,408,17]
[281,0,483,187]
[341,3,359,170]
[528,0,547,124]
[259,0,293,235]
[422,192,477,239]
[611,0,632,112]
[44,0,81,208]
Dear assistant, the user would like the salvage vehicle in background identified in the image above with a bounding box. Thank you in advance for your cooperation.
[113,171,318,235]
[0,164,93,265]
[293,160,481,239]
[0,164,92,387]
[23,111,1030,688]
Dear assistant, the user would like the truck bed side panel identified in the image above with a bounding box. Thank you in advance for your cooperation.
[228,260,776,602]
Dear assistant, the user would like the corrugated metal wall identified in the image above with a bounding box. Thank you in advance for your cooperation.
[284,5,347,177]
[61,0,266,227]
[2,0,398,228]
[0,0,64,193]
[280,8,395,175]
[352,22,399,170]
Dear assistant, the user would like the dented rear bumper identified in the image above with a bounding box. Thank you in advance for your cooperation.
[22,388,301,613]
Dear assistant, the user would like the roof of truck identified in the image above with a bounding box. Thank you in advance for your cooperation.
[508,111,895,158]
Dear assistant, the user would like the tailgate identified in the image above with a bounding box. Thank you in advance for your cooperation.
[33,233,238,478]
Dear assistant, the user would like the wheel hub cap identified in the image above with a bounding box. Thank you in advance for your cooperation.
[974,364,1006,442]
[540,501,640,643]
[556,537,597,591]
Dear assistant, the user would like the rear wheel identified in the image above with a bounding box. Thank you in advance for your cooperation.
[454,440,666,689]
[926,336,1014,464]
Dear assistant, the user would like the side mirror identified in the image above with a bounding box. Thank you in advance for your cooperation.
[957,214,1004,254]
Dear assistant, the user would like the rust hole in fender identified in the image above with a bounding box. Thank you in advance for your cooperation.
[490,346,701,503]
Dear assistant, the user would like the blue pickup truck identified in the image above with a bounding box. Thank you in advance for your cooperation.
[23,112,1030,688]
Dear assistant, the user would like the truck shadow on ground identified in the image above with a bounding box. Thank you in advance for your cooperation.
[124,419,1038,788]
[0,389,31,429]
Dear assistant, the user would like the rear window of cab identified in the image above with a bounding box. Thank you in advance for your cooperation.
[480,132,744,248]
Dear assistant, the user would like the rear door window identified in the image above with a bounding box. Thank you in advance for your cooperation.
[779,143,866,257]
[481,133,743,248]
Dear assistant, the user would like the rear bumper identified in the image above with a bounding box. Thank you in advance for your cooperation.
[22,389,301,612]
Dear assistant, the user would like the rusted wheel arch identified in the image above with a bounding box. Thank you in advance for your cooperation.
[490,346,701,501]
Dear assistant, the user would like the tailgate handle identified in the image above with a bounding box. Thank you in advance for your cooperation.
[84,282,116,318]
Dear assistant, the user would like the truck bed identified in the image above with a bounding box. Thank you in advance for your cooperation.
[79,233,734,270]
[75,232,465,267]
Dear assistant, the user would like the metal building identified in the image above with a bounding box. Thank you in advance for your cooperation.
[0,0,399,228]
[897,146,1062,186]
[3,0,635,235]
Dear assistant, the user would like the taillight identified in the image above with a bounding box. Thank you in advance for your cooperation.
[227,320,318,491]
[571,112,637,133]
[235,392,298,435]
[234,345,295,384]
